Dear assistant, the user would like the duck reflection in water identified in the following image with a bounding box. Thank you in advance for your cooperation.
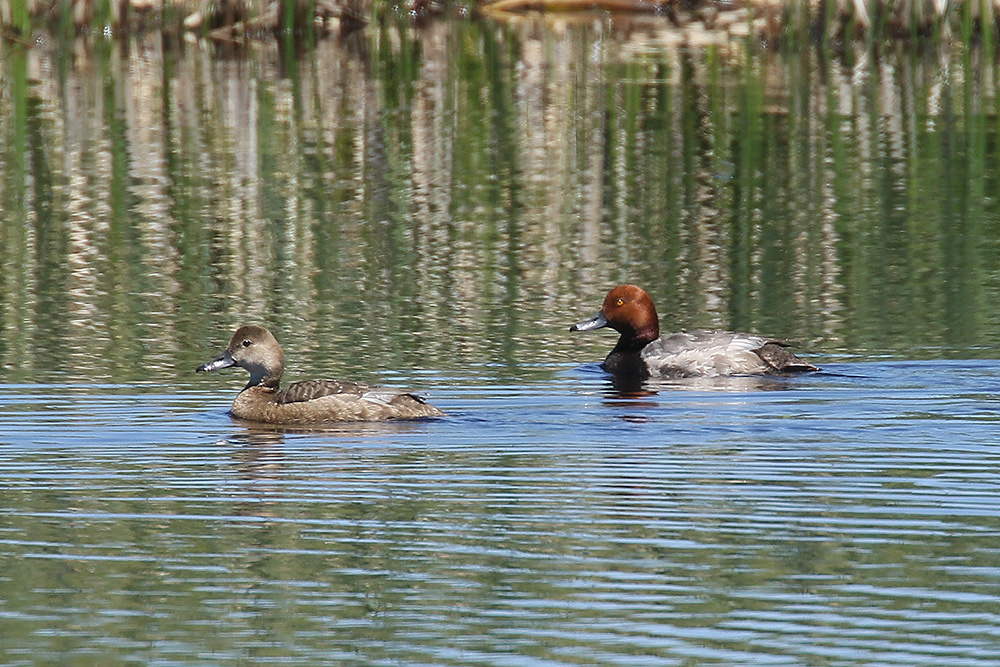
[601,371,802,421]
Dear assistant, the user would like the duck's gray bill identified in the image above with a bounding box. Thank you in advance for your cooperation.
[569,310,608,332]
[196,350,235,372]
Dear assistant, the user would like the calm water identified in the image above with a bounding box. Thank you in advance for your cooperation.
[2,12,1000,667]
[2,361,1000,665]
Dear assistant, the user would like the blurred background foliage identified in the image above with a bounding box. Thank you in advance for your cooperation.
[0,2,999,385]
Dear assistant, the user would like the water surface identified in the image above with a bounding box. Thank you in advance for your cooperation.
[2,361,1000,665]
[2,14,1000,667]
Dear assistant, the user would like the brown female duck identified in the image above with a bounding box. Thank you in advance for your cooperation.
[571,285,819,379]
[196,325,444,424]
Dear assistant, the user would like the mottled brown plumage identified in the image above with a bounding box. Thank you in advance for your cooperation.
[196,325,443,424]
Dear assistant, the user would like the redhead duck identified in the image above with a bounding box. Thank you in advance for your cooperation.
[196,325,444,424]
[570,285,818,379]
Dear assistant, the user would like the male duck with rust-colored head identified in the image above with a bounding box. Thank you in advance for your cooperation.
[196,325,444,424]
[570,285,819,379]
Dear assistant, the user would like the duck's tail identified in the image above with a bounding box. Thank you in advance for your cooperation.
[756,342,820,373]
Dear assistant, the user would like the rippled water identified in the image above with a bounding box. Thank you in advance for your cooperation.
[2,360,999,665]
[3,8,1000,664]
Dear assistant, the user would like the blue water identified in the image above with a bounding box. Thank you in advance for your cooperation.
[1,360,999,665]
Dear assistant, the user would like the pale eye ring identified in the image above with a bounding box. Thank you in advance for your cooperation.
[242,339,252,347]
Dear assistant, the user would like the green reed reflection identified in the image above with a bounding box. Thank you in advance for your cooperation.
[3,433,1000,665]
[0,23,998,385]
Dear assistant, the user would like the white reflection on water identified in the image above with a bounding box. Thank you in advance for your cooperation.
[7,24,999,385]
[1,360,999,665]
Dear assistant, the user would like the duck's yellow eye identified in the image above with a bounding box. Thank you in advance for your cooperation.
[615,298,624,307]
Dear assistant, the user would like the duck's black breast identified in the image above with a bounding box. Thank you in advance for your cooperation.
[273,380,370,405]
[601,350,650,379]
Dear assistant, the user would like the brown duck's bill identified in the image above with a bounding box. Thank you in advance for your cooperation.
[569,310,608,332]
[196,349,235,373]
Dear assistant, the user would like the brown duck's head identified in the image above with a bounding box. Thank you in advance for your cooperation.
[570,284,660,350]
[196,324,285,388]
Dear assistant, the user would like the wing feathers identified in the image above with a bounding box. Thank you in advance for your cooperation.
[274,379,427,406]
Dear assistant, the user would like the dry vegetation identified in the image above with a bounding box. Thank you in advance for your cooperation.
[1,0,997,44]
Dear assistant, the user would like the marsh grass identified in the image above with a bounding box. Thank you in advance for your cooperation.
[0,0,995,48]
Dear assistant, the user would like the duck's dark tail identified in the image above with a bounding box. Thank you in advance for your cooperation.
[756,342,820,373]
